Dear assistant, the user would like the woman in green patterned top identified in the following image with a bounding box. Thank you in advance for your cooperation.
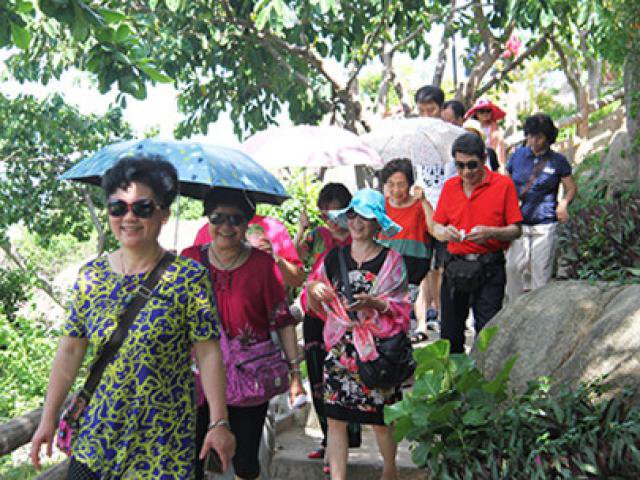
[30,157,235,479]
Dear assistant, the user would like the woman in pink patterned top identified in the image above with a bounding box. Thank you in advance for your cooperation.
[308,188,410,480]
[294,183,361,464]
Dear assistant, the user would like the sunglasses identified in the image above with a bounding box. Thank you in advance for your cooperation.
[476,108,492,114]
[107,199,158,218]
[455,160,481,171]
[345,209,372,221]
[208,212,248,227]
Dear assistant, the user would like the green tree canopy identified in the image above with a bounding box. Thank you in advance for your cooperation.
[0,92,133,246]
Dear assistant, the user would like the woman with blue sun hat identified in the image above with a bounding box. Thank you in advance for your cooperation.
[307,188,411,480]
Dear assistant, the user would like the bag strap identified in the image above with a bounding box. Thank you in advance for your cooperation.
[519,153,550,200]
[80,251,175,399]
[337,247,354,304]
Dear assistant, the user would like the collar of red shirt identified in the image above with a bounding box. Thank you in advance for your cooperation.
[451,166,494,191]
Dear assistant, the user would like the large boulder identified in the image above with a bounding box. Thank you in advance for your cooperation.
[472,280,640,404]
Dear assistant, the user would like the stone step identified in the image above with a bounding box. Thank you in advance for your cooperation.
[271,425,424,480]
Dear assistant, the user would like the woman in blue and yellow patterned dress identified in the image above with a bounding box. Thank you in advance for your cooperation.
[30,157,236,479]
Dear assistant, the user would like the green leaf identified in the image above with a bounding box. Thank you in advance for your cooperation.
[483,355,517,396]
[97,8,126,24]
[165,0,182,12]
[462,408,487,426]
[139,65,173,83]
[411,442,430,467]
[428,400,460,423]
[413,371,444,398]
[477,325,499,352]
[10,22,31,50]
[16,1,35,14]
[149,0,159,10]
[384,400,408,424]
[114,24,131,43]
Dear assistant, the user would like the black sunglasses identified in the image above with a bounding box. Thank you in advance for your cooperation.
[455,160,481,171]
[107,199,158,218]
[476,108,492,114]
[208,212,248,227]
[345,209,372,221]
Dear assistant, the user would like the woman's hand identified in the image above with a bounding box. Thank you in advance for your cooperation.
[349,293,387,312]
[30,418,56,471]
[309,281,336,304]
[298,210,310,232]
[199,424,236,473]
[288,374,306,407]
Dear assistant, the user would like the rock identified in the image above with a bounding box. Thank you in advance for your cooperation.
[472,280,640,404]
[597,128,639,192]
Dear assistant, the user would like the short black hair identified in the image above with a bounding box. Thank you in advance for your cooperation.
[203,188,256,219]
[524,113,559,145]
[101,155,178,209]
[451,133,487,161]
[415,85,445,107]
[379,158,414,186]
[443,100,465,120]
[317,183,352,210]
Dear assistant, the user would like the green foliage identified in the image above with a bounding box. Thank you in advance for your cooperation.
[0,267,33,321]
[3,0,173,99]
[0,93,132,247]
[0,460,56,480]
[557,181,640,282]
[388,330,640,478]
[0,314,58,421]
[14,230,97,280]
[257,169,324,238]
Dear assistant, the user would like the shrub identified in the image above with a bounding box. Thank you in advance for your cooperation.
[0,267,32,322]
[0,314,59,422]
[556,169,640,282]
[386,328,640,479]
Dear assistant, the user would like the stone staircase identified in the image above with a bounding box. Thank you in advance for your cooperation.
[271,421,423,480]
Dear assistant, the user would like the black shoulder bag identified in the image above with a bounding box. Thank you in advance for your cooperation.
[337,247,415,390]
[56,251,175,455]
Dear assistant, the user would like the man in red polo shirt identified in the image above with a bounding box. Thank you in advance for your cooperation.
[433,133,522,353]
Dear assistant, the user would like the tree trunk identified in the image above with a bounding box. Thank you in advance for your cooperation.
[624,47,640,186]
[432,0,456,88]
[0,408,43,456]
[576,87,590,139]
[33,459,70,480]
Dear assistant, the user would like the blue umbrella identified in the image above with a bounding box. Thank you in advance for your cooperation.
[61,138,289,204]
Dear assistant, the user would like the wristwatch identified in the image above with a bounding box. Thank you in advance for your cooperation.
[207,418,231,432]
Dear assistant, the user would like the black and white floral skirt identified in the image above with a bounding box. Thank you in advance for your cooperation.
[323,333,401,425]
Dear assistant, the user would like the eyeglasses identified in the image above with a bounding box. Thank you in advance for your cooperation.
[476,108,492,115]
[107,199,158,218]
[455,160,481,171]
[208,212,248,227]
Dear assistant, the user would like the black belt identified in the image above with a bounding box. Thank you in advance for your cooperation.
[446,250,504,264]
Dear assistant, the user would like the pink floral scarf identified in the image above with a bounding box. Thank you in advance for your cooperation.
[310,248,410,362]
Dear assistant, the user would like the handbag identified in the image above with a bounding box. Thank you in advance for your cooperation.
[443,257,485,293]
[56,252,175,455]
[199,245,289,407]
[337,247,415,390]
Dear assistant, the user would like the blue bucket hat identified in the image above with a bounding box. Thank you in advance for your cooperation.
[329,188,401,237]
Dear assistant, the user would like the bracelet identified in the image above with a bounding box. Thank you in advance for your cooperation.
[207,418,231,431]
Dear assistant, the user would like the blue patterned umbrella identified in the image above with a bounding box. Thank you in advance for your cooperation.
[60,138,289,204]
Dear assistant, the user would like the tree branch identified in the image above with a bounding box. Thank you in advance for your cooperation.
[556,89,624,129]
[476,33,549,97]
[0,242,63,308]
[551,35,581,99]
[345,0,391,92]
